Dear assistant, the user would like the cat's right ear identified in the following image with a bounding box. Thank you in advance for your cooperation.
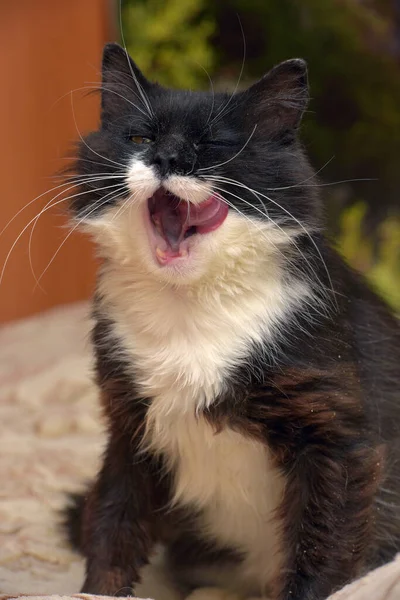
[100,43,151,123]
[242,58,309,139]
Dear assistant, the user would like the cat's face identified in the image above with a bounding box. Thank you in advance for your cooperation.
[71,44,320,285]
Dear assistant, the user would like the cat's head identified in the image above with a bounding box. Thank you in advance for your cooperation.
[71,43,320,285]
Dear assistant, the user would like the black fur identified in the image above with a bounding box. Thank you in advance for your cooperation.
[64,43,400,600]
[63,492,86,551]
[70,43,318,232]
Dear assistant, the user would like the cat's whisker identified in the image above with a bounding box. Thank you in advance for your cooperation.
[52,172,126,181]
[197,125,257,173]
[66,175,127,185]
[109,189,142,224]
[199,156,336,198]
[0,178,123,287]
[0,180,77,239]
[208,174,323,268]
[262,154,376,190]
[28,182,126,287]
[118,1,154,119]
[195,62,216,129]
[98,85,149,118]
[208,16,246,128]
[84,80,156,121]
[67,172,126,178]
[184,179,289,267]
[0,196,71,288]
[0,175,124,241]
[34,186,127,291]
[70,93,127,169]
[205,175,324,292]
[186,179,262,256]
[59,156,123,168]
[190,181,327,318]
[80,83,151,118]
[270,177,377,191]
[207,182,314,276]
[264,155,335,190]
[205,174,337,306]
[208,175,273,222]
[50,84,150,120]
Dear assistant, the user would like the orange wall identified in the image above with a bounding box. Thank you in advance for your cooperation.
[0,0,116,323]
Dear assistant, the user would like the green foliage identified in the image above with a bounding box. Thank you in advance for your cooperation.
[338,203,400,312]
[122,0,215,88]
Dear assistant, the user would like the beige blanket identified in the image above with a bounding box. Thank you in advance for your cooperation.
[0,303,399,600]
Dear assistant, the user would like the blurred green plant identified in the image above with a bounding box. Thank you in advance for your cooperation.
[338,203,400,312]
[122,0,215,88]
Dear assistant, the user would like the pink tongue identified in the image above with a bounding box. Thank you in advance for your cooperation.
[158,194,228,250]
[178,194,228,233]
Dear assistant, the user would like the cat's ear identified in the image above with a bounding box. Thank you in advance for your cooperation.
[243,59,308,137]
[100,43,151,123]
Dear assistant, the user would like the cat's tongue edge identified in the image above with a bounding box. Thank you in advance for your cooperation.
[158,194,228,252]
[179,194,228,232]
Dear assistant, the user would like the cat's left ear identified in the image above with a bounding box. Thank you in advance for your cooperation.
[242,59,309,137]
[100,43,151,123]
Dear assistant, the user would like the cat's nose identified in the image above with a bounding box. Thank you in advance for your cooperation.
[153,149,179,178]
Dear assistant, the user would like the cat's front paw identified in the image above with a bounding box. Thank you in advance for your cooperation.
[81,568,134,597]
[185,587,242,600]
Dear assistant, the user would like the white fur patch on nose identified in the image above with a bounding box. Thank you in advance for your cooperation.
[126,159,213,207]
[126,158,160,200]
[165,174,213,205]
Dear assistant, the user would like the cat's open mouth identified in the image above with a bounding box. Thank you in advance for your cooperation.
[147,187,228,265]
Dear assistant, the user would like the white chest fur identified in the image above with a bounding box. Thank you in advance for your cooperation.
[94,209,309,594]
[97,258,293,592]
[148,410,285,594]
[97,211,310,413]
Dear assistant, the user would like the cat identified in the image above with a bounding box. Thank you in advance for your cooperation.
[64,43,400,600]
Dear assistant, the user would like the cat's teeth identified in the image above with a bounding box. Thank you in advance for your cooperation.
[156,247,167,259]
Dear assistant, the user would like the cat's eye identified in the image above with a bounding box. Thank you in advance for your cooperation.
[130,135,152,145]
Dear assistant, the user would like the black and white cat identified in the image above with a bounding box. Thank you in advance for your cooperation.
[65,43,400,600]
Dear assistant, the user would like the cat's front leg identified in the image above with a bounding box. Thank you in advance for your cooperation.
[278,442,379,600]
[80,432,159,596]
[264,387,381,599]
